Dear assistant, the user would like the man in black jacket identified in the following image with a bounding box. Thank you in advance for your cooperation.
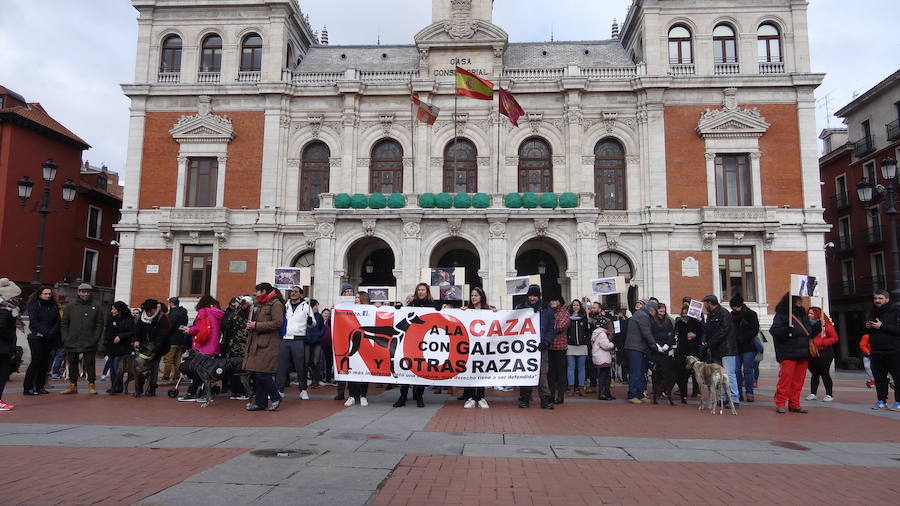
[864,289,900,410]
[134,299,171,396]
[730,295,759,402]
[703,295,739,407]
[516,285,556,409]
[162,297,188,383]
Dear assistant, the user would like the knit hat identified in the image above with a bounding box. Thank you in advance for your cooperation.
[526,284,541,297]
[239,295,254,305]
[644,300,659,312]
[77,283,94,291]
[0,278,21,298]
[340,283,353,295]
[729,295,744,308]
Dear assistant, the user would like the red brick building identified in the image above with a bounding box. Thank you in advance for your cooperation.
[0,85,122,294]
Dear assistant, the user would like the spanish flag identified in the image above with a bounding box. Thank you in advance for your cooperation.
[455,66,494,100]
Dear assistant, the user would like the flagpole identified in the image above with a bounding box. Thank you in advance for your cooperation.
[495,73,503,194]
[409,75,415,193]
[453,84,458,194]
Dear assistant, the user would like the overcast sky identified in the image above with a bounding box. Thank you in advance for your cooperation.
[1,0,897,178]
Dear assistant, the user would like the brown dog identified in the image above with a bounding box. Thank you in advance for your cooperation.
[119,343,157,397]
[685,355,736,415]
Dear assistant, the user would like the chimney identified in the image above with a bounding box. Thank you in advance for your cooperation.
[611,18,620,39]
[321,25,328,45]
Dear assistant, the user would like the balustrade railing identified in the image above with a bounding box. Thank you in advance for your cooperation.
[668,63,695,76]
[157,72,180,83]
[758,61,785,74]
[197,72,221,84]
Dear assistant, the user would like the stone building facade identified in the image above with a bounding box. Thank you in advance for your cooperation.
[116,0,826,330]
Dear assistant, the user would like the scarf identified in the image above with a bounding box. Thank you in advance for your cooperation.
[256,290,277,304]
[140,311,156,324]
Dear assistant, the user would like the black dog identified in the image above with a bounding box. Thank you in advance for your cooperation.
[119,343,157,397]
[650,348,678,405]
[180,349,250,407]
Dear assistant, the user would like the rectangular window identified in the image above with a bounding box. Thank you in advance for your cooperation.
[82,249,98,285]
[180,245,213,297]
[862,119,871,140]
[185,158,218,207]
[872,252,886,290]
[841,259,855,296]
[87,206,102,240]
[864,161,876,183]
[715,154,751,206]
[719,246,756,302]
[838,216,851,249]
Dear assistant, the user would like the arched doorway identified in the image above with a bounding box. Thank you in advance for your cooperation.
[515,238,568,305]
[345,237,396,292]
[292,250,315,298]
[597,251,634,310]
[429,238,482,304]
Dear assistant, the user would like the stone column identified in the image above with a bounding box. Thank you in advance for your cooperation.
[314,221,336,306]
[487,217,509,308]
[400,218,422,299]
[575,219,599,298]
[644,93,667,209]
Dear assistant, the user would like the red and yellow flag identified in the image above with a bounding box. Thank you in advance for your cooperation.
[455,66,494,100]
[498,88,525,127]
[410,94,440,125]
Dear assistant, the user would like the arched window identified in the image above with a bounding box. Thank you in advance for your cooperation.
[517,138,552,193]
[241,33,263,72]
[594,139,626,210]
[757,23,782,62]
[667,25,693,64]
[160,35,182,73]
[370,139,403,194]
[598,251,633,309]
[200,34,223,73]
[443,139,477,193]
[286,44,294,69]
[713,24,737,63]
[299,142,330,211]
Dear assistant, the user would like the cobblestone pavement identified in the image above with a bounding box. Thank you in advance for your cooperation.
[0,372,897,505]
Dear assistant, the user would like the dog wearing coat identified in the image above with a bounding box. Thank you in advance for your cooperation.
[685,355,737,415]
[180,349,251,407]
[119,342,157,397]
[650,346,678,405]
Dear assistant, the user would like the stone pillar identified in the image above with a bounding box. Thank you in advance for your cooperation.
[400,218,422,299]
[575,219,599,298]
[644,93,667,209]
[487,218,509,308]
[314,221,336,306]
[259,103,285,208]
[564,92,584,194]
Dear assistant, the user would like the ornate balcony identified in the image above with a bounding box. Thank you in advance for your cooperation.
[236,71,260,82]
[197,72,221,84]
[861,224,884,245]
[157,72,180,83]
[836,235,853,252]
[758,62,785,74]
[830,193,850,210]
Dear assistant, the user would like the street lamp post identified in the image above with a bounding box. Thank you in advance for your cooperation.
[16,159,78,288]
[856,155,900,299]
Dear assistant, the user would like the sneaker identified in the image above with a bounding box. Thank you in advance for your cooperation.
[627,398,642,404]
[804,394,817,401]
[822,395,834,402]
[299,390,310,400]
[0,401,14,411]
[477,399,490,409]
[463,399,476,409]
[99,374,108,382]
[866,380,875,389]
[344,397,355,407]
[50,374,60,380]
[278,390,284,398]
[178,394,198,402]
[891,402,900,411]
[360,397,369,406]
[268,400,281,411]
[640,397,651,403]
[873,400,887,409]
[229,395,250,401]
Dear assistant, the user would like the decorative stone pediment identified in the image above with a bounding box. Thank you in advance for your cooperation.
[696,88,769,139]
[414,0,508,47]
[170,96,234,144]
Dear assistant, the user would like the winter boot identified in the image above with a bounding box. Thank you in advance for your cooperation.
[88,383,98,395]
[60,384,78,395]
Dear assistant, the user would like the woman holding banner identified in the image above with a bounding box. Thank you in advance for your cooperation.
[461,287,496,409]
[334,284,354,402]
[345,291,371,407]
[393,283,437,408]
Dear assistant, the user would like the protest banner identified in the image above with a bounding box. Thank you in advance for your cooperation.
[331,305,540,386]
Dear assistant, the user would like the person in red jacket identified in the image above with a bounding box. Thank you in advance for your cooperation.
[805,307,839,402]
[859,334,874,388]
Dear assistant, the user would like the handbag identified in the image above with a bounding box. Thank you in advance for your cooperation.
[791,314,818,358]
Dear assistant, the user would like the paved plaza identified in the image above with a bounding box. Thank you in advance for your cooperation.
[0,370,898,505]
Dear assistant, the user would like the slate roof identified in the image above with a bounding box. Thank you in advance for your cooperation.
[296,39,633,73]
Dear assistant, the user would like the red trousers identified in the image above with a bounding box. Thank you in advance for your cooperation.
[775,359,808,409]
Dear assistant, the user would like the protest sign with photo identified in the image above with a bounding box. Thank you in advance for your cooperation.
[358,286,396,302]
[591,277,624,296]
[331,306,540,386]
[790,274,819,297]
[505,275,539,296]
[274,267,311,290]
[687,299,704,320]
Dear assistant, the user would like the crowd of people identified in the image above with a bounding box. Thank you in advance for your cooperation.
[1,274,898,414]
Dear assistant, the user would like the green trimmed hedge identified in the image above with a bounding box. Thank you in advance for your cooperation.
[387,193,406,208]
[334,193,351,209]
[539,192,558,209]
[435,192,453,209]
[504,193,523,208]
[368,193,387,209]
[521,192,538,208]
[350,193,368,209]
[419,193,436,208]
[473,192,491,208]
[453,192,472,208]
[559,192,578,208]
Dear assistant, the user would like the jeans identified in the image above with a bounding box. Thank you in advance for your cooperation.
[566,355,586,387]
[108,355,124,392]
[276,339,308,392]
[51,348,65,377]
[735,351,756,396]
[715,356,740,403]
[253,372,281,408]
[305,342,322,385]
[24,337,50,391]
[519,349,551,402]
[625,349,647,399]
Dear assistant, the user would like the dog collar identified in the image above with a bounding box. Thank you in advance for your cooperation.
[138,353,153,360]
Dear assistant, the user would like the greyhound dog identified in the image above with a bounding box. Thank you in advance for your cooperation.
[685,355,737,415]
